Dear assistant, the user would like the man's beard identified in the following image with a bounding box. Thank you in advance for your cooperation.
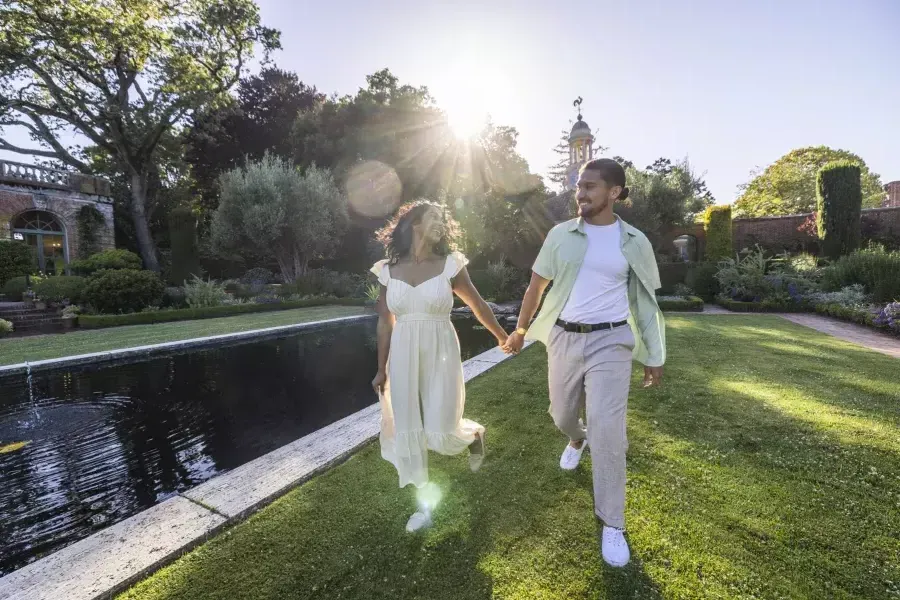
[577,198,609,219]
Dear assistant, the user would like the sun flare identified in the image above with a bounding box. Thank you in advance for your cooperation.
[445,101,488,140]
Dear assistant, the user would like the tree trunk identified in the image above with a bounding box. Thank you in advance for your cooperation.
[129,171,161,272]
[275,243,308,283]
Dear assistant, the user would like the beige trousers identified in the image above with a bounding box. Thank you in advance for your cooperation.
[547,324,635,529]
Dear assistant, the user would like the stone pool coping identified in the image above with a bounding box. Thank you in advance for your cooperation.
[0,341,532,600]
[0,314,376,380]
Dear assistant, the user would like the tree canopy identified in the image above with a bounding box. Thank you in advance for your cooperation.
[0,0,279,270]
[211,156,347,282]
[734,146,884,218]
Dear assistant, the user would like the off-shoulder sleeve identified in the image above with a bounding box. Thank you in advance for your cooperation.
[445,251,469,278]
[370,259,390,286]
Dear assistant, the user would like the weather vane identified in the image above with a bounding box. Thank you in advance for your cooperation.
[573,96,583,121]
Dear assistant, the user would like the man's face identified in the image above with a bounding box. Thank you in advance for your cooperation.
[575,169,620,219]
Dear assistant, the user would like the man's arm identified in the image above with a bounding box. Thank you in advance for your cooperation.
[504,272,551,353]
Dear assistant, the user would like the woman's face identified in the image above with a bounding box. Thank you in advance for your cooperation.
[414,207,445,245]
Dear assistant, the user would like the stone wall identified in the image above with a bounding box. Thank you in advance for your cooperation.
[0,185,115,260]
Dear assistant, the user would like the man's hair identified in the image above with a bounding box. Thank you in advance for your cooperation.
[580,158,630,200]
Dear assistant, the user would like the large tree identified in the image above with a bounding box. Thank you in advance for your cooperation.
[616,159,713,250]
[734,146,884,218]
[186,68,322,213]
[0,0,279,271]
[211,156,347,282]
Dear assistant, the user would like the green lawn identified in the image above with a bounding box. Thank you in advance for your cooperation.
[118,315,899,600]
[0,306,367,366]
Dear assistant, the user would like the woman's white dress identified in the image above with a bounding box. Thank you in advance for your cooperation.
[370,252,484,489]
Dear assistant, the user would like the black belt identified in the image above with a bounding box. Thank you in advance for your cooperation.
[555,318,629,333]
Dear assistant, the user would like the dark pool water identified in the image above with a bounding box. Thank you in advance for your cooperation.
[0,317,511,575]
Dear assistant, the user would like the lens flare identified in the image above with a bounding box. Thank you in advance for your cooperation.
[416,482,443,512]
[345,160,403,218]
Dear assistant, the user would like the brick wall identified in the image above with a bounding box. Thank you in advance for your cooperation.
[733,206,900,253]
[0,186,115,261]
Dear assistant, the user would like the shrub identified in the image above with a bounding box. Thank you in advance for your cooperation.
[685,262,720,302]
[76,205,106,257]
[168,207,202,285]
[0,241,35,285]
[82,269,165,314]
[33,276,85,304]
[69,249,142,275]
[703,205,732,261]
[183,275,229,308]
[365,283,380,303]
[163,287,188,309]
[673,283,694,298]
[817,161,862,259]
[282,268,365,299]
[79,297,369,329]
[820,246,900,303]
[469,261,525,303]
[61,305,81,319]
[715,246,815,304]
[240,268,275,286]
[0,318,13,336]
[1,274,43,301]
[806,284,869,308]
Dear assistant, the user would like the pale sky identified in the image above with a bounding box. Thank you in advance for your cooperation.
[258,0,899,202]
[2,0,897,203]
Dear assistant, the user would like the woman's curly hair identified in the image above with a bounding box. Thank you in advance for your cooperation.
[375,200,461,265]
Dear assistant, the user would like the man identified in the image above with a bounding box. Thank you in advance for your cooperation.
[503,158,665,568]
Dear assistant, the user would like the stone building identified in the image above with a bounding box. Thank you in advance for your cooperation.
[0,159,115,273]
[884,181,900,208]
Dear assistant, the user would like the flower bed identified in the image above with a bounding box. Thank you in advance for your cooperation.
[815,302,900,338]
[657,295,704,312]
[79,297,370,329]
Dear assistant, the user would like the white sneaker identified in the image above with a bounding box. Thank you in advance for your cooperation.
[601,526,631,567]
[469,432,486,472]
[405,510,432,533]
[559,439,588,470]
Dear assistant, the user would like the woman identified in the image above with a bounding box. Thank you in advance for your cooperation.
[370,201,509,532]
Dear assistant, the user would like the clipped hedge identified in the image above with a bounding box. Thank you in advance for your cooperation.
[657,296,704,312]
[79,297,370,329]
[716,297,807,313]
[1,275,41,301]
[817,161,862,260]
[814,303,899,338]
[703,205,732,261]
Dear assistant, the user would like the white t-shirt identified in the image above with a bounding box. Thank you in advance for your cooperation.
[558,221,630,324]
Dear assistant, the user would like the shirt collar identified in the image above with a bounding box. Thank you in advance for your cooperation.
[568,215,638,238]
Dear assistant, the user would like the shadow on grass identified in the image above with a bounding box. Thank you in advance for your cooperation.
[624,316,899,598]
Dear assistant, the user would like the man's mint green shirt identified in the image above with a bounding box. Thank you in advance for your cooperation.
[525,216,666,367]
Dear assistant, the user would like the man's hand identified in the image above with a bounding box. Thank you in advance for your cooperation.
[643,366,663,388]
[503,331,525,354]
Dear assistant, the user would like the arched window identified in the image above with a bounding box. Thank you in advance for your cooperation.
[11,210,68,273]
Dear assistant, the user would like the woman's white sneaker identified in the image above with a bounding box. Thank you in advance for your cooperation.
[559,440,588,470]
[601,526,631,567]
[405,510,432,533]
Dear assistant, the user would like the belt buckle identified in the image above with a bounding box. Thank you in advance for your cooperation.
[577,323,591,334]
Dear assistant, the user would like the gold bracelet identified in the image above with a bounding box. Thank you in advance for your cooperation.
[515,327,527,336]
